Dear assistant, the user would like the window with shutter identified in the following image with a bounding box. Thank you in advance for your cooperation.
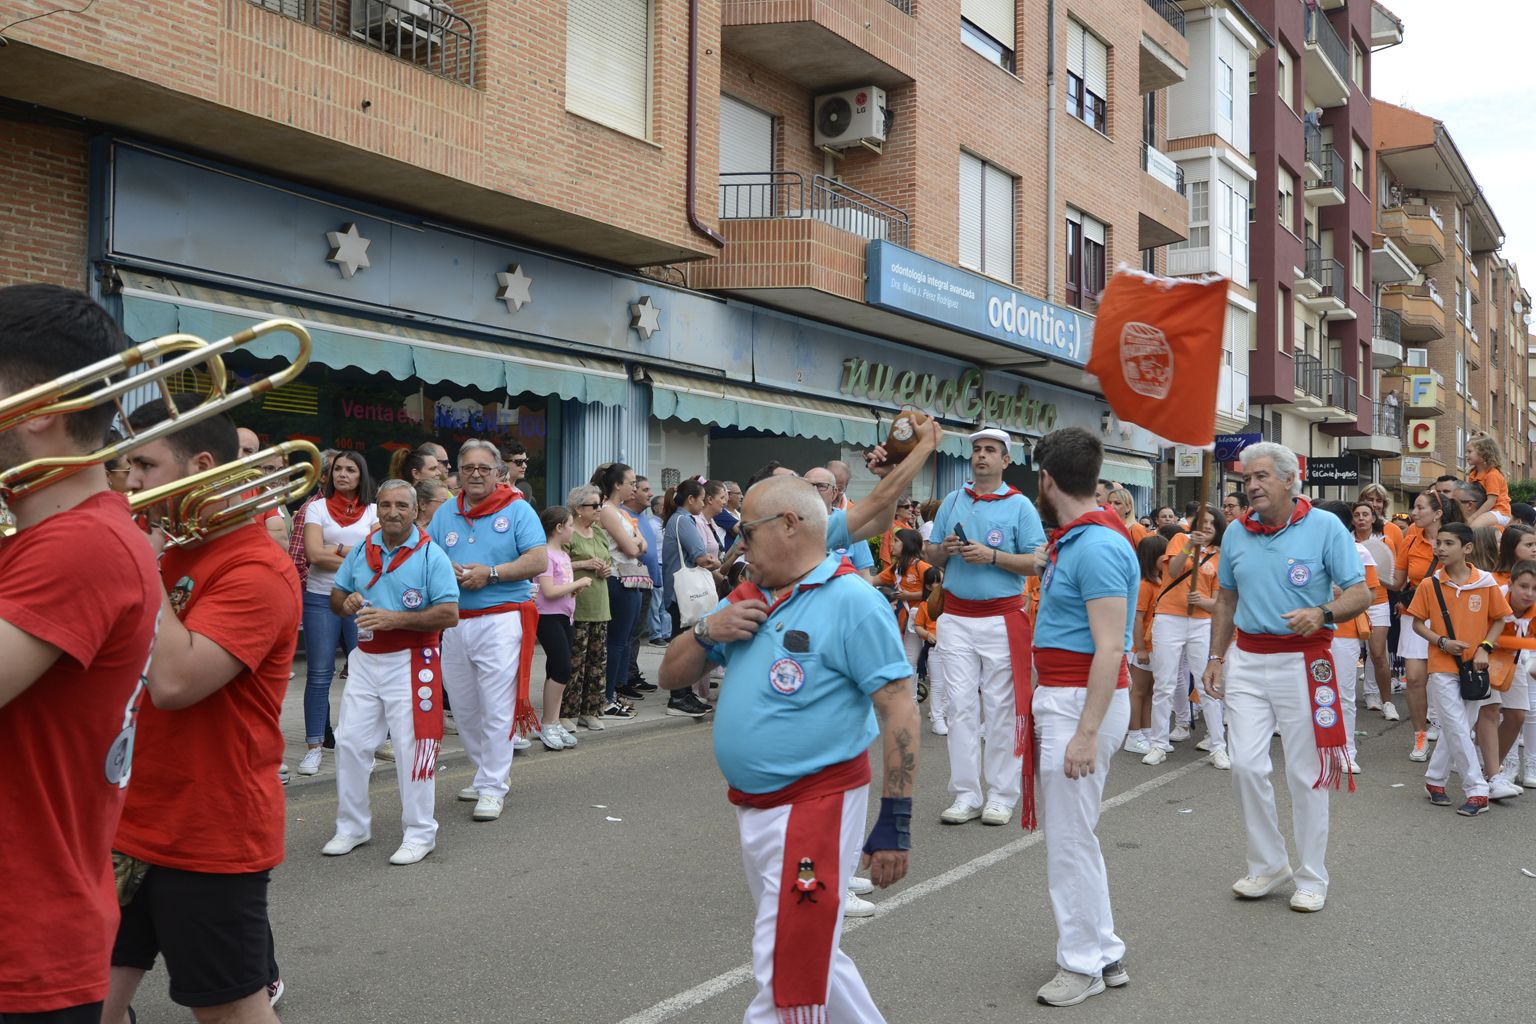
[1068,20,1108,132]
[719,95,775,218]
[1065,215,1082,309]
[566,0,650,139]
[962,0,1014,50]
[959,155,984,271]
[1066,208,1106,310]
[959,153,1014,281]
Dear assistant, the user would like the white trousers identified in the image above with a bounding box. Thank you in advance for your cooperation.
[1224,646,1331,896]
[935,613,1022,808]
[1150,615,1209,748]
[1424,672,1488,799]
[738,786,884,1024]
[1329,637,1361,762]
[441,611,524,799]
[335,649,437,846]
[1034,686,1130,975]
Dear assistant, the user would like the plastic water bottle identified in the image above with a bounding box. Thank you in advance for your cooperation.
[356,599,374,642]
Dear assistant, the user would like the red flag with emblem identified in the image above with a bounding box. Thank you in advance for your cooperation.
[1085,271,1229,446]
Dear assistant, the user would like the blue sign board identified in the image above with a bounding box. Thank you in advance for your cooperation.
[1214,433,1262,462]
[865,241,1092,367]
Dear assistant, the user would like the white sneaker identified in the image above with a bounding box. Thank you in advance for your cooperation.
[321,831,369,856]
[1123,734,1151,755]
[1523,771,1536,789]
[278,763,290,785]
[1363,691,1382,710]
[1381,703,1400,722]
[579,714,606,731]
[296,748,323,776]
[511,733,531,751]
[1036,968,1105,1007]
[472,795,504,821]
[1426,724,1440,742]
[376,741,395,762]
[457,786,479,802]
[843,891,876,918]
[1290,889,1326,912]
[556,724,579,748]
[1233,867,1293,899]
[930,715,949,736]
[1210,750,1231,770]
[1195,737,1212,752]
[1488,776,1523,801]
[1347,759,1362,775]
[848,876,874,895]
[538,726,565,751]
[980,802,1013,826]
[389,841,435,865]
[940,800,983,824]
[1141,747,1168,765]
[1169,724,1191,742]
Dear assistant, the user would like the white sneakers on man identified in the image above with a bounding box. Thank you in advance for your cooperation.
[1289,889,1326,912]
[1381,702,1400,721]
[980,802,1013,826]
[940,800,982,824]
[472,796,504,821]
[1123,734,1151,755]
[1036,968,1105,1007]
[1141,747,1167,765]
[843,891,876,918]
[1488,775,1523,801]
[848,876,874,895]
[1169,724,1191,742]
[321,832,369,856]
[1209,750,1231,770]
[930,715,949,736]
[1232,867,1293,899]
[457,786,479,802]
[296,748,323,776]
[388,842,434,866]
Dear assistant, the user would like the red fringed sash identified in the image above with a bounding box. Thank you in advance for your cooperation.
[358,630,443,781]
[943,593,1035,827]
[1236,630,1354,793]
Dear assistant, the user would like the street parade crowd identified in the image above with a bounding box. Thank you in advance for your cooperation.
[3,282,1535,1023]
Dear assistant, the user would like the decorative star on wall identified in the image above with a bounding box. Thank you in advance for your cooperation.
[630,295,662,340]
[495,264,533,312]
[325,222,372,279]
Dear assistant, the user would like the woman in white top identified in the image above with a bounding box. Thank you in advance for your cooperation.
[296,452,378,775]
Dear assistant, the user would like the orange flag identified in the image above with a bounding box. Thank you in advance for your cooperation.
[1085,272,1229,446]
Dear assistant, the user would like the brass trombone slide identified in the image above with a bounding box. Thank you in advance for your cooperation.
[131,441,322,549]
[0,319,313,500]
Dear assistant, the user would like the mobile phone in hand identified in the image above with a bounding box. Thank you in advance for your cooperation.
[953,523,968,545]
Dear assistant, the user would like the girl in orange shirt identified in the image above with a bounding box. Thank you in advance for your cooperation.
[1466,433,1512,529]
[1124,533,1168,758]
[1351,501,1397,719]
[1493,524,1536,587]
[877,528,931,684]
[1147,506,1225,767]
[1395,491,1466,761]
[1492,561,1536,790]
[913,566,947,735]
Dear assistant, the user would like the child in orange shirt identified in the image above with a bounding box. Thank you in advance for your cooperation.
[1124,534,1168,757]
[913,567,947,735]
[1466,433,1512,529]
[1408,522,1511,815]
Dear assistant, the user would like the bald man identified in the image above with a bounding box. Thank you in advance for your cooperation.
[805,467,875,581]
[237,428,289,549]
[826,460,854,511]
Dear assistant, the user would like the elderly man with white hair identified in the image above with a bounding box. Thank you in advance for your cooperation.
[1202,442,1370,913]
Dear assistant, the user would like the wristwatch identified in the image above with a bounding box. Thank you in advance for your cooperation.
[692,616,717,649]
[1479,640,1496,653]
[1318,606,1335,626]
[487,565,500,583]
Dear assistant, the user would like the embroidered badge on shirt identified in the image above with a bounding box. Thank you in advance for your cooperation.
[1314,706,1338,728]
[402,588,423,609]
[169,575,195,616]
[444,531,459,547]
[1310,659,1334,684]
[1041,561,1056,590]
[1288,562,1311,587]
[1470,594,1483,612]
[769,657,805,695]
[1313,683,1337,706]
[986,528,1004,547]
[493,515,510,533]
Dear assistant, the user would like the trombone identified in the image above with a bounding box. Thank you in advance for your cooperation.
[131,441,322,549]
[0,319,313,501]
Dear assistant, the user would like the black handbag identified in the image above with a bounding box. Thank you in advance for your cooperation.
[1431,578,1492,701]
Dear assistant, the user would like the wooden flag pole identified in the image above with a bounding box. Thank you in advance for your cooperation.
[1185,449,1214,611]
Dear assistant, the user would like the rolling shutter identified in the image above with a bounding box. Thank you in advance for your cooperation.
[566,0,649,138]
[959,153,983,271]
[963,0,1014,47]
[1084,31,1109,99]
[982,163,1014,280]
[719,94,774,217]
[1068,20,1085,77]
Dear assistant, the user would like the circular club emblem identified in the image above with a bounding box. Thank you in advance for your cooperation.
[419,698,434,712]
[493,515,511,533]
[1314,706,1338,729]
[890,417,914,442]
[1310,659,1334,684]
[1041,561,1056,590]
[768,657,805,695]
[401,588,424,610]
[104,726,135,786]
[986,528,1004,547]
[1313,683,1337,707]
[418,668,435,683]
[421,648,434,659]
[1120,322,1173,400]
[444,531,460,548]
[1288,562,1311,587]
[417,685,433,700]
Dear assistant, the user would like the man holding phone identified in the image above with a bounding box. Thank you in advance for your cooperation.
[923,428,1045,826]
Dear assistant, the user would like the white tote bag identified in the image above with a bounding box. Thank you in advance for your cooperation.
[672,523,718,627]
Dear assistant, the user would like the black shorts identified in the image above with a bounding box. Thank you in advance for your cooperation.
[537,614,574,684]
[0,1004,103,1024]
[111,865,276,1009]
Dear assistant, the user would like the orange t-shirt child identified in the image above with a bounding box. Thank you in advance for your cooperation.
[1469,465,1512,518]
[1134,579,1157,665]
[878,557,932,633]
[1155,532,1220,619]
[1405,566,1512,676]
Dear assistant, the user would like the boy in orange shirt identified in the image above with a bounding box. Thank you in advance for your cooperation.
[1408,522,1510,816]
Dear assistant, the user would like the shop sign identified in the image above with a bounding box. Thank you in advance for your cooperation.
[839,358,1058,433]
[1173,446,1205,477]
[1400,457,1422,485]
[866,242,1092,367]
[1213,433,1262,462]
[1304,456,1361,487]
[1406,373,1441,408]
[1406,419,1436,454]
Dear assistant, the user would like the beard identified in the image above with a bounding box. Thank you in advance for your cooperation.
[0,428,26,477]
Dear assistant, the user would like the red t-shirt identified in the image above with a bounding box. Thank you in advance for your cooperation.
[0,492,160,1013]
[114,523,301,873]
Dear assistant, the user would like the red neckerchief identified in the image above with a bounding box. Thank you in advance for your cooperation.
[1239,496,1312,535]
[363,527,431,589]
[726,558,859,613]
[1046,509,1132,563]
[457,483,516,520]
[965,483,1023,502]
[326,492,365,528]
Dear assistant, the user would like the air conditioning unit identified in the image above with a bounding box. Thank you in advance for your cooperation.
[814,87,887,152]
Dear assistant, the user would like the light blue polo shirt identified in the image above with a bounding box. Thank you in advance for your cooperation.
[827,508,852,551]
[428,498,545,608]
[706,553,911,794]
[832,538,875,573]
[333,525,460,612]
[930,484,1046,600]
[1035,523,1138,653]
[1218,508,1365,635]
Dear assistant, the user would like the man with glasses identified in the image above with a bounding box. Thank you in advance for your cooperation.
[503,442,532,505]
[805,467,875,581]
[1454,481,1487,523]
[1222,492,1249,523]
[428,440,547,823]
[826,460,854,511]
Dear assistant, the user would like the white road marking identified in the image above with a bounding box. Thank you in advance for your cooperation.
[614,759,1210,1024]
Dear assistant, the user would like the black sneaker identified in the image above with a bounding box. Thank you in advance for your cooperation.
[633,680,658,692]
[687,693,715,714]
[648,637,670,648]
[616,684,646,701]
[666,696,709,719]
[600,702,635,720]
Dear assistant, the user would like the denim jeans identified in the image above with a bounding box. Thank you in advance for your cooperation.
[628,589,653,684]
[605,580,643,703]
[648,583,670,639]
[302,589,357,744]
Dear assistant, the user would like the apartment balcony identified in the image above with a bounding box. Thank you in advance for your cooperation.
[721,0,917,91]
[1379,205,1446,267]
[1293,352,1325,410]
[1372,2,1405,48]
[1304,145,1346,208]
[1380,454,1447,491]
[1139,142,1189,249]
[1372,235,1417,286]
[1215,366,1251,435]
[1300,248,1347,314]
[1383,368,1447,418]
[253,0,477,85]
[1140,0,1191,92]
[1371,307,1404,369]
[1381,285,1446,342]
[1346,399,1405,457]
[1297,238,1325,297]
[1303,7,1351,108]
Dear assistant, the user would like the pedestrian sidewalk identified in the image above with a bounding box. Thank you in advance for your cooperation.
[281,638,694,787]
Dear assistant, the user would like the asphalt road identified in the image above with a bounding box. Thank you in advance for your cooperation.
[129,704,1535,1023]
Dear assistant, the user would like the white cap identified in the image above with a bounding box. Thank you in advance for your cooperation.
[968,427,1012,447]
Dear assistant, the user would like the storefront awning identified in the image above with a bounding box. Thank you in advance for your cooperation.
[118,274,630,407]
[1100,452,1157,490]
[648,371,886,448]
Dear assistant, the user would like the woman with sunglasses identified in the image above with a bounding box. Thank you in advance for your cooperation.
[504,443,534,504]
[560,485,614,730]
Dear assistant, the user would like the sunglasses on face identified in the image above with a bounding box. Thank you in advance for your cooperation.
[578,502,601,509]
[510,458,529,466]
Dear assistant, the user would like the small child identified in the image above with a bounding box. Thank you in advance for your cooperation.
[1124,534,1168,757]
[914,567,946,735]
[1466,433,1512,529]
[533,506,593,750]
[1488,560,1536,797]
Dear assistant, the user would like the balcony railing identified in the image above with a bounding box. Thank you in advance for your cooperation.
[1318,258,1346,298]
[885,0,913,13]
[1295,352,1324,399]
[1306,145,1345,191]
[249,0,477,86]
[718,171,911,245]
[1305,6,1350,86]
[1144,0,1186,35]
[1303,237,1323,282]
[1141,141,1186,194]
[1369,398,1404,438]
[1321,369,1358,413]
[1304,122,1323,168]
[1373,306,1402,344]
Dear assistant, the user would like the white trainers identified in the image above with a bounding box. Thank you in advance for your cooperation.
[843,891,876,918]
[980,802,1013,826]
[472,795,504,821]
[511,733,531,751]
[321,832,369,856]
[442,711,458,735]
[1488,776,1523,801]
[1523,771,1536,789]
[556,724,579,747]
[930,715,949,736]
[538,726,565,751]
[1123,734,1151,755]
[1363,691,1382,711]
[1194,737,1212,752]
[1381,702,1400,722]
[940,800,983,824]
[1210,750,1232,770]
[296,748,323,776]
[1036,968,1105,1007]
[848,876,875,895]
[1233,867,1293,899]
[388,841,435,866]
[1426,724,1440,742]
[1347,759,1362,775]
[1169,724,1191,742]
[457,786,479,802]
[1290,889,1326,913]
[1141,747,1167,765]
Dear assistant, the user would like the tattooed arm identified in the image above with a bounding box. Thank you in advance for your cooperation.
[863,676,920,887]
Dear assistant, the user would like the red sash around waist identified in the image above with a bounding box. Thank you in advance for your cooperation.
[726,753,872,809]
[459,601,522,620]
[1033,647,1131,689]
[941,592,1025,617]
[1234,629,1353,792]
[358,628,441,655]
[453,600,541,738]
